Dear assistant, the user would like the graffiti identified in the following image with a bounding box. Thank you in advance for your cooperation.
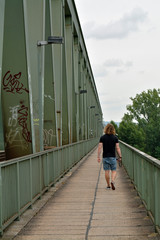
[5,102,32,149]
[5,127,29,149]
[3,71,29,94]
[18,101,32,143]
[43,129,56,146]
[33,118,39,126]
[44,94,55,101]
[8,105,19,127]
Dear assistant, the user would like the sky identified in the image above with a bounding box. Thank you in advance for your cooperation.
[74,0,160,122]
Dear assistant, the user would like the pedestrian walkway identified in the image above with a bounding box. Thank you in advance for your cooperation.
[2,148,160,240]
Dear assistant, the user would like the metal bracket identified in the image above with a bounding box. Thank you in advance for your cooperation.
[48,36,63,44]
[37,41,48,46]
[37,36,64,46]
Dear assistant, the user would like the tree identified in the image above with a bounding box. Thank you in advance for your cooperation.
[118,114,146,151]
[120,89,160,159]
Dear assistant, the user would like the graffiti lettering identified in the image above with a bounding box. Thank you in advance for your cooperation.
[33,118,39,126]
[43,129,56,146]
[8,105,19,127]
[5,127,29,149]
[44,94,55,101]
[3,71,29,94]
[6,127,28,149]
[18,102,32,143]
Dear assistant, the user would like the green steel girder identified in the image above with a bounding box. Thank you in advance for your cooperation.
[0,0,103,159]
[50,0,63,147]
[44,0,56,149]
[2,0,33,159]
[0,0,5,150]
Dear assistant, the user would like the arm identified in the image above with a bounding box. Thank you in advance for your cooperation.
[97,142,103,163]
[116,143,122,160]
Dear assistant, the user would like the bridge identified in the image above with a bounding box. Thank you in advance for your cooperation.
[0,0,160,239]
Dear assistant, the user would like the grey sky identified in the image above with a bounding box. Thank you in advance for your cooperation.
[74,0,160,122]
[83,7,148,39]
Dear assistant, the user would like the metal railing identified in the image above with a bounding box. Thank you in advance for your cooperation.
[0,138,98,235]
[120,141,160,233]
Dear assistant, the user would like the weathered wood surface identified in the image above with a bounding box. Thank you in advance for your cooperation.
[3,148,160,240]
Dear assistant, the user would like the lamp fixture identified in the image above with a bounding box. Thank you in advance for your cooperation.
[37,36,64,46]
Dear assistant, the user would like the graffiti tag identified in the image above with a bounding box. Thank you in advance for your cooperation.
[8,105,19,127]
[43,129,56,146]
[6,127,29,149]
[3,71,29,94]
[18,102,32,143]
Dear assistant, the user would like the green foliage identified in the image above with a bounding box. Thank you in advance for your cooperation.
[118,114,146,151]
[119,89,160,159]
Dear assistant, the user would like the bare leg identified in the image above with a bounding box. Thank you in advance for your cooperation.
[111,170,117,182]
[105,170,111,187]
[111,170,117,190]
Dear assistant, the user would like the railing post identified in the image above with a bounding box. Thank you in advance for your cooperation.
[46,153,49,188]
[39,155,42,198]
[0,166,3,236]
[29,158,33,209]
[154,167,159,228]
[16,162,20,220]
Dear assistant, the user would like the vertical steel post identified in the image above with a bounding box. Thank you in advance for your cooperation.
[83,68,87,140]
[65,16,73,143]
[43,0,57,149]
[0,0,5,151]
[23,0,46,153]
[61,1,69,145]
[50,0,63,147]
[79,53,85,140]
[72,36,77,143]
[23,0,35,153]
[37,45,45,151]
[38,1,45,151]
[73,37,79,142]
[2,0,32,159]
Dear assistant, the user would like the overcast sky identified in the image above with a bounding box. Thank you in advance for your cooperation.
[74,0,160,122]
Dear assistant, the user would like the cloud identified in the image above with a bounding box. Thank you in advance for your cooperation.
[92,64,109,78]
[83,8,148,39]
[104,59,123,67]
[138,71,145,74]
[104,59,133,68]
[104,58,133,74]
[93,58,133,79]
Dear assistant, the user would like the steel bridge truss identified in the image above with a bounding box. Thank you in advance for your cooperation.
[0,0,103,159]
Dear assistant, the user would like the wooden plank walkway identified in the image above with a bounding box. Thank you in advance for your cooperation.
[2,148,160,240]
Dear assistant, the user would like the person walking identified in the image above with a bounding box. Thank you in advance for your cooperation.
[97,123,122,190]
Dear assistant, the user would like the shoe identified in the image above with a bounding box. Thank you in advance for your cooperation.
[111,181,115,190]
[106,186,111,190]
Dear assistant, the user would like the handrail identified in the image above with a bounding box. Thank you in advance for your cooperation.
[120,140,160,233]
[0,138,98,235]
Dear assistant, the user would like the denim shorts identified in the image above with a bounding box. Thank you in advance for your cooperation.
[103,157,117,171]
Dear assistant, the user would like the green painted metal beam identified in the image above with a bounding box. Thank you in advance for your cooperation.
[120,141,160,232]
[0,0,103,158]
[2,0,32,159]
[0,0,5,150]
[50,0,63,147]
[43,0,56,149]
